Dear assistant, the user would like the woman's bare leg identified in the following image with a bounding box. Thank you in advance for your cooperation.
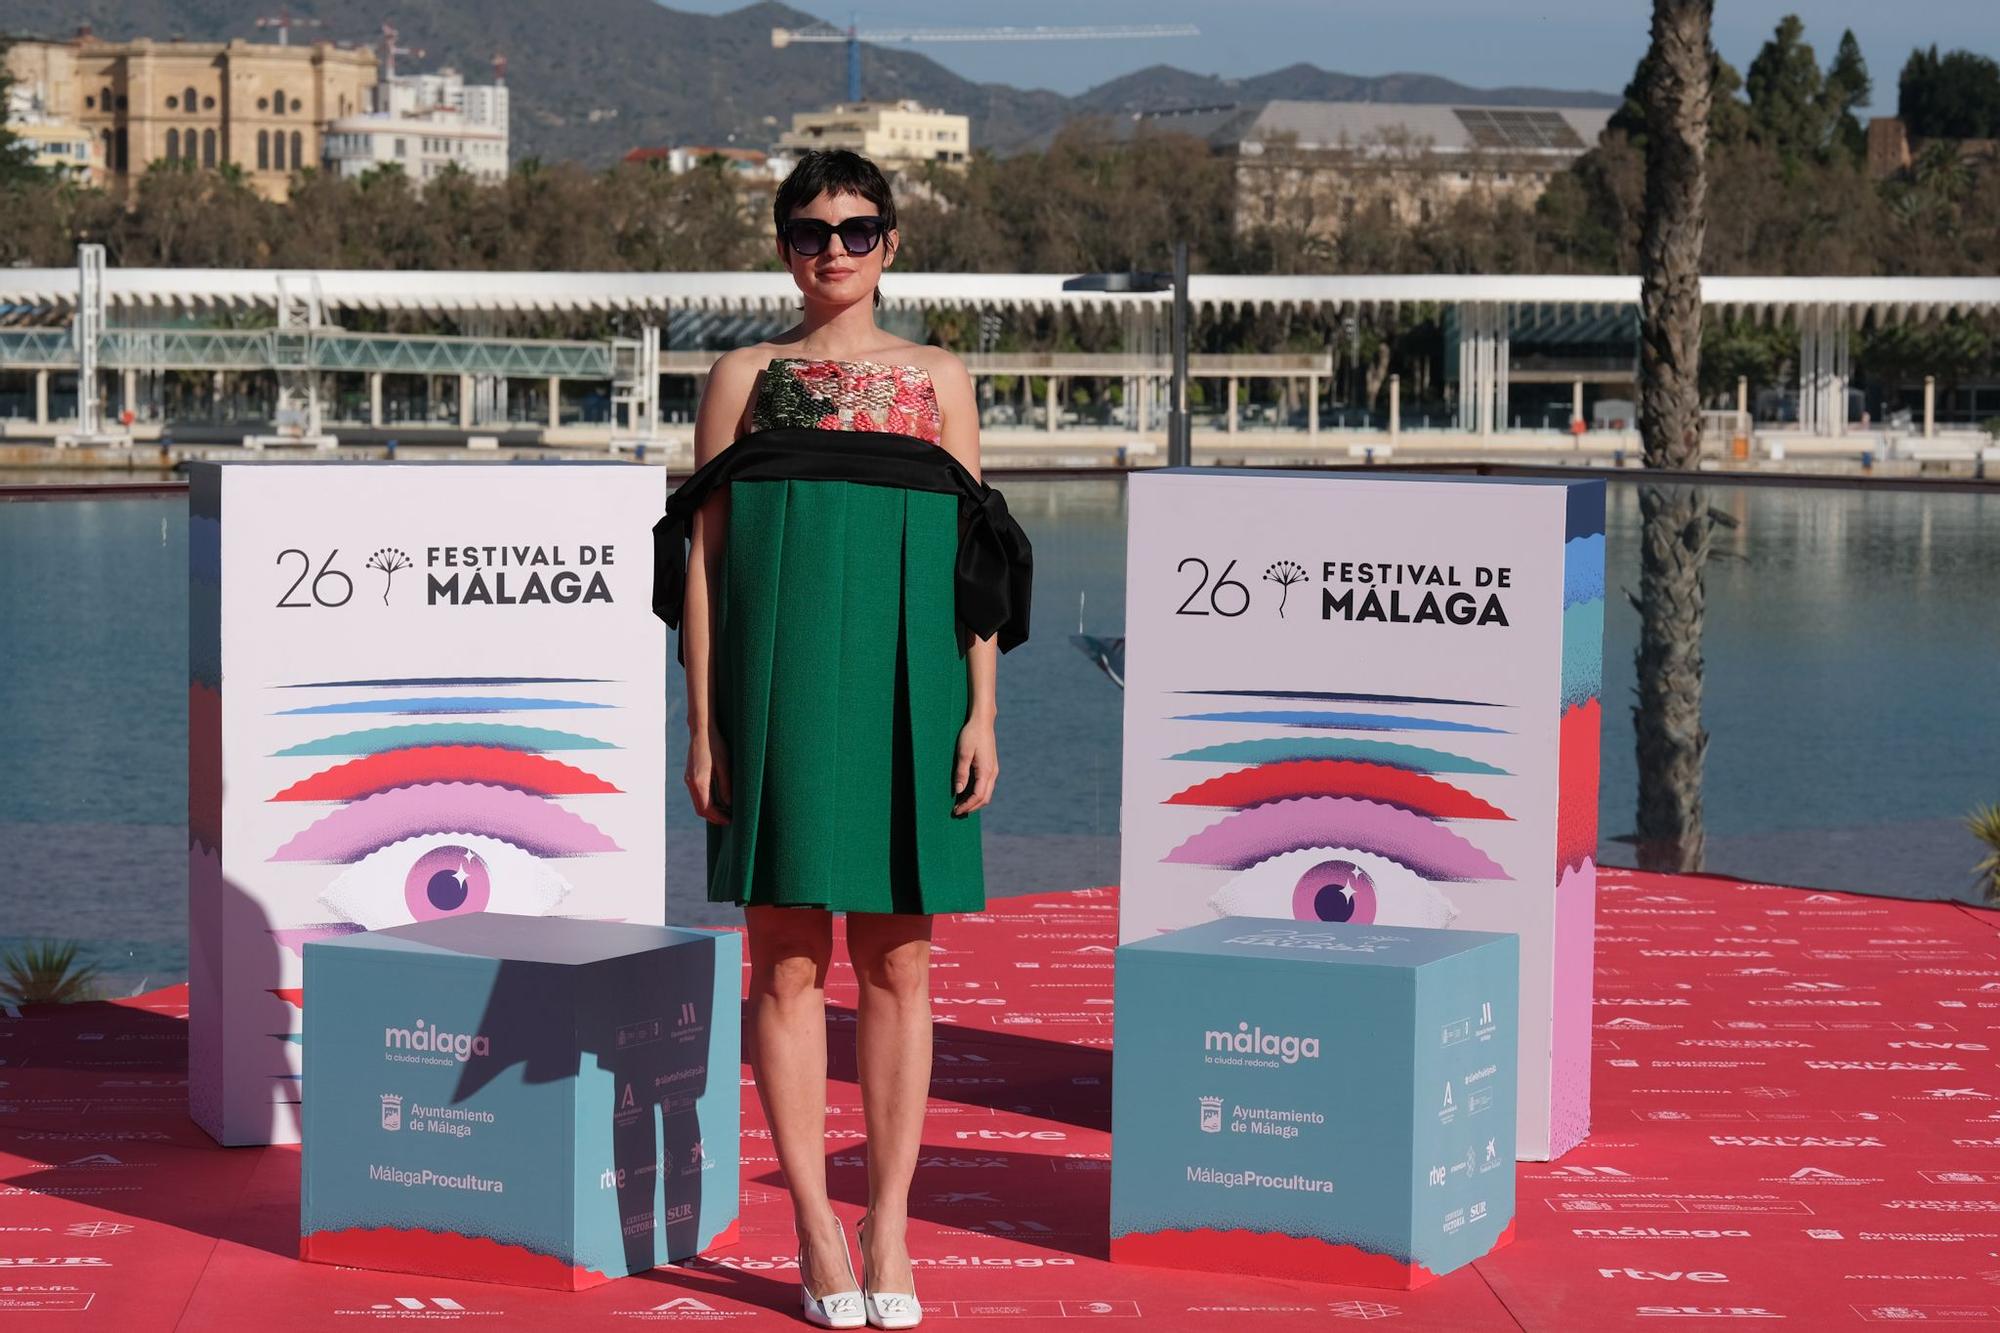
[744,905,852,1298]
[845,910,934,1296]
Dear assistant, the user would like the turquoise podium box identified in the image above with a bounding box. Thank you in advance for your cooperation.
[300,913,740,1290]
[1110,916,1518,1289]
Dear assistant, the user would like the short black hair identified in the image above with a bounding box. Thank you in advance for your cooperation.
[773,149,897,237]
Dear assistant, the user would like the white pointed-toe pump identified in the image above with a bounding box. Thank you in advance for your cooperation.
[799,1219,866,1330]
[856,1214,923,1329]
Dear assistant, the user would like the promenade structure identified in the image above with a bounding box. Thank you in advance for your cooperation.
[1,261,1996,469]
[2,30,378,202]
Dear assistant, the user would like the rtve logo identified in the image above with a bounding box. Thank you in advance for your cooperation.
[1600,1268,1728,1282]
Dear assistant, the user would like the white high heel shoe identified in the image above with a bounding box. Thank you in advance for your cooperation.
[857,1214,923,1330]
[799,1219,866,1330]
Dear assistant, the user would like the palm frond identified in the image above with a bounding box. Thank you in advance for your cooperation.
[1967,803,2000,905]
[0,939,106,1005]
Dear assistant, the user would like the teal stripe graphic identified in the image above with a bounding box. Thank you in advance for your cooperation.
[1168,737,1509,776]
[273,723,617,757]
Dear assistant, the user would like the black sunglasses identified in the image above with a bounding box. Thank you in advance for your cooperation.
[779,215,888,257]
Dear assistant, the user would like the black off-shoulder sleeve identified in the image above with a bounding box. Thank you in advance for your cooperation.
[651,427,1032,666]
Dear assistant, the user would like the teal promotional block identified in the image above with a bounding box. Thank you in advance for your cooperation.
[300,913,740,1289]
[1110,916,1517,1289]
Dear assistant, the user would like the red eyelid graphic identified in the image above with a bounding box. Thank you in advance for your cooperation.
[271,745,622,802]
[1166,760,1509,821]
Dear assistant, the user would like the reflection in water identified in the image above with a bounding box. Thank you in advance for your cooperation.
[2,478,1996,985]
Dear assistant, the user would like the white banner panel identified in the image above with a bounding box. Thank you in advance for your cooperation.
[189,462,667,1146]
[1118,468,1604,1161]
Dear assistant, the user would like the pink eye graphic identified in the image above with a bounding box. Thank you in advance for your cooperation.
[1206,846,1460,929]
[1291,858,1377,922]
[1169,799,1507,932]
[405,845,491,919]
[271,783,616,932]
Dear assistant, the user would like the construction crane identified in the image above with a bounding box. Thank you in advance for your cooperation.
[254,11,323,46]
[772,22,1200,104]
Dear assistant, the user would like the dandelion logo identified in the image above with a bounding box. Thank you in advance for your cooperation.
[1263,560,1307,617]
[367,547,412,605]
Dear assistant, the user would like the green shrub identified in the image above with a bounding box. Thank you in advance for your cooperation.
[0,939,105,1005]
[1971,803,2000,904]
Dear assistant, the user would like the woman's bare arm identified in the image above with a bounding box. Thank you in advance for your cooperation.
[682,350,762,820]
[927,352,1000,814]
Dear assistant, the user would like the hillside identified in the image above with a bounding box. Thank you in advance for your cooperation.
[16,1,1614,165]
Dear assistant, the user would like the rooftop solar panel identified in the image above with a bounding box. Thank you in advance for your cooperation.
[1454,107,1586,151]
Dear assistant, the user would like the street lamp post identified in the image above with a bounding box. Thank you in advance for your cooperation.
[1169,241,1189,467]
[1063,244,1192,467]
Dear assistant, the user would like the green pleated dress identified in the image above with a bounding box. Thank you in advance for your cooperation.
[704,357,985,915]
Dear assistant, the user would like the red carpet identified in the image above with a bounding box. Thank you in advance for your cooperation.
[4,869,1999,1330]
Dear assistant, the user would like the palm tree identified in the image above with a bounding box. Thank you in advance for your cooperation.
[0,940,104,1005]
[1634,0,1715,871]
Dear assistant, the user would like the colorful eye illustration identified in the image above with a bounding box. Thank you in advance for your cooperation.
[1207,846,1460,928]
[270,781,619,931]
[318,833,572,930]
[1167,796,1507,931]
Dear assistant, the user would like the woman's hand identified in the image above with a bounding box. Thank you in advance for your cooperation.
[687,721,732,824]
[951,713,998,816]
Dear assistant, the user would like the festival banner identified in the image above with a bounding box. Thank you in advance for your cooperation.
[188,461,667,1146]
[1118,469,1604,1160]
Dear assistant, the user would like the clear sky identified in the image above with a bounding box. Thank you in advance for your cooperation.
[669,0,2000,102]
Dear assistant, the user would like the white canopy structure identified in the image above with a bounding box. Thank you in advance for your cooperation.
[5,266,2000,322]
[5,256,1998,442]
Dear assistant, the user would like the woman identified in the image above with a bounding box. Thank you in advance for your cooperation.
[652,150,1032,1329]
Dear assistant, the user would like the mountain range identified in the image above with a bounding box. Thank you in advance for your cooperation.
[19,0,1617,165]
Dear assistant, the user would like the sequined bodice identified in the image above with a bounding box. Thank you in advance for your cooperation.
[751,357,944,445]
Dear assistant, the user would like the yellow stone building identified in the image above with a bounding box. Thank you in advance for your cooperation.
[777,99,969,167]
[4,31,377,201]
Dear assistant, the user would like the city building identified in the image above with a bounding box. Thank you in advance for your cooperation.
[2,28,377,202]
[3,51,92,179]
[621,145,792,180]
[1865,116,2000,178]
[777,99,969,166]
[1113,99,1610,239]
[323,64,510,185]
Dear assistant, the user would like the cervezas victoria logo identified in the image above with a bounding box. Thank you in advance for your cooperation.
[1204,1021,1321,1065]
